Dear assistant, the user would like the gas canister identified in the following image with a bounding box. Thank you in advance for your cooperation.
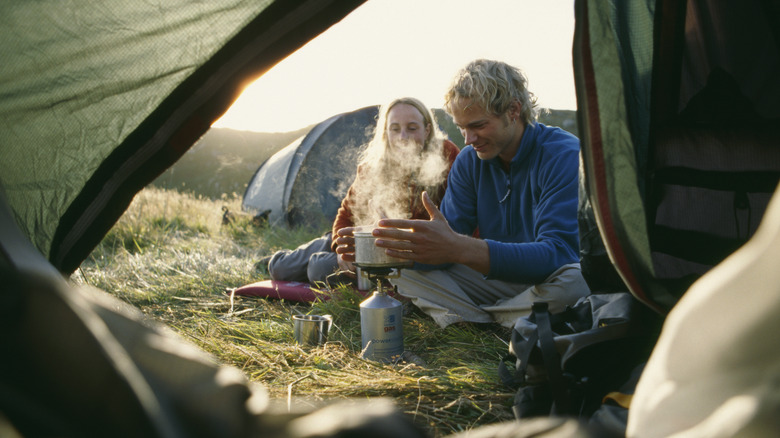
[360,286,403,362]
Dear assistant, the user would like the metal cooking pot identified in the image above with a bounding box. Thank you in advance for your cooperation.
[354,230,412,268]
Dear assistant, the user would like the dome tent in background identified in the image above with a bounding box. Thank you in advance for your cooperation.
[242,105,379,230]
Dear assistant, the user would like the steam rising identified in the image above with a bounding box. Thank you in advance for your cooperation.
[349,138,450,228]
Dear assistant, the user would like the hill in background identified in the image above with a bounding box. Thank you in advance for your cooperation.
[540,109,579,138]
[151,127,309,199]
[151,109,578,201]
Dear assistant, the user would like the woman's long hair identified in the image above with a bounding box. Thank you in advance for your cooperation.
[351,97,449,223]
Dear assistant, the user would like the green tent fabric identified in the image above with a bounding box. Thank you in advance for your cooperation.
[0,0,366,274]
[574,0,662,310]
[575,0,780,313]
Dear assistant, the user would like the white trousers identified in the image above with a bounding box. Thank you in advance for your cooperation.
[390,263,590,328]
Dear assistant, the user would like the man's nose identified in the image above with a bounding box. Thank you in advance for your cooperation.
[463,129,477,145]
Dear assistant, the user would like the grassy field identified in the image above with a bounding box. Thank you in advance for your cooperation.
[73,187,516,436]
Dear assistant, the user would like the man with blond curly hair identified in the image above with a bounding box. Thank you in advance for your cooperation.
[362,59,589,328]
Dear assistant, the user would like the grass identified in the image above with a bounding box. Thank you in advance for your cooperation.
[73,186,516,436]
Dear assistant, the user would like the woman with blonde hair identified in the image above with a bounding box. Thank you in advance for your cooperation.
[268,97,459,286]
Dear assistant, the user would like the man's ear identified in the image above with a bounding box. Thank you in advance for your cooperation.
[508,100,522,122]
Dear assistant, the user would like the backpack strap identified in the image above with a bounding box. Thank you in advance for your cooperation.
[498,327,539,388]
[533,302,570,414]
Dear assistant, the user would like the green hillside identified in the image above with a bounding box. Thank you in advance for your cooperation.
[151,127,309,199]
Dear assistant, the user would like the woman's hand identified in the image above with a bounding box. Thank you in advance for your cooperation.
[334,226,356,265]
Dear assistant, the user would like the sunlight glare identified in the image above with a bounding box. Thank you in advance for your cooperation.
[213,0,576,133]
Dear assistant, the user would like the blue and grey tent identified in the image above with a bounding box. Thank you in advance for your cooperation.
[242,105,379,229]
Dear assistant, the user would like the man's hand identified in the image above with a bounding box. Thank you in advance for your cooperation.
[373,192,490,273]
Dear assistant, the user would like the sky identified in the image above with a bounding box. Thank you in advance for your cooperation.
[212,0,577,133]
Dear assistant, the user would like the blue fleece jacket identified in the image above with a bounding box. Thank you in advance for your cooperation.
[440,123,580,283]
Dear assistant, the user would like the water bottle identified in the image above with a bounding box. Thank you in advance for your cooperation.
[360,284,403,362]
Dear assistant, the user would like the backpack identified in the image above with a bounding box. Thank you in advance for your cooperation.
[498,292,661,421]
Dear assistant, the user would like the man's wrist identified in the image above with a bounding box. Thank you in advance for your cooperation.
[453,234,490,274]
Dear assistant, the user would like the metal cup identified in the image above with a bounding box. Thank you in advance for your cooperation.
[354,231,412,268]
[292,314,332,346]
